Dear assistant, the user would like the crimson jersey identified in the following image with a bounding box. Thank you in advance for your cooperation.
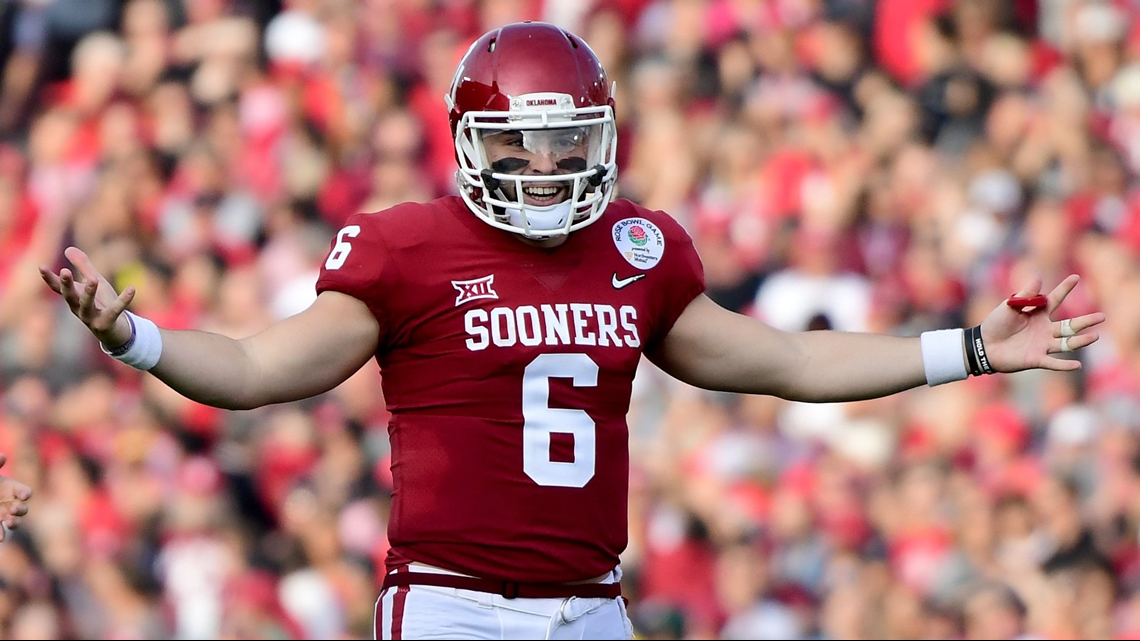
[316,196,705,583]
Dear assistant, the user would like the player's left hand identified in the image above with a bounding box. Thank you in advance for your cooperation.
[0,453,32,541]
[981,274,1106,373]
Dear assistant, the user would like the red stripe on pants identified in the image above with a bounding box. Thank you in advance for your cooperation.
[391,586,409,639]
[391,566,409,640]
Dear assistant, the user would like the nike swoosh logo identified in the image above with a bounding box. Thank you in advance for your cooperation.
[612,273,647,289]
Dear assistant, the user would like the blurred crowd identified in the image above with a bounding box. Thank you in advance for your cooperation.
[1,0,1140,638]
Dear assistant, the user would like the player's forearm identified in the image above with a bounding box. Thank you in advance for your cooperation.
[656,296,943,402]
[675,328,930,402]
[141,292,380,410]
[149,328,269,410]
[770,330,929,402]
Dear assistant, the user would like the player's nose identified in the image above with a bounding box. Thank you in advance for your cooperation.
[528,152,558,173]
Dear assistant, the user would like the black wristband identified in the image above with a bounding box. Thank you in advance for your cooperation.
[963,326,981,376]
[964,325,995,376]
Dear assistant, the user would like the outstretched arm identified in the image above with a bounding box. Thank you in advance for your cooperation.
[40,247,380,410]
[653,276,1105,403]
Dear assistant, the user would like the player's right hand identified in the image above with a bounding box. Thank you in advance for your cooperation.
[39,246,136,348]
[0,453,32,542]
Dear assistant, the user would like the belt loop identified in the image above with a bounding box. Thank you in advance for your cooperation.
[501,581,519,599]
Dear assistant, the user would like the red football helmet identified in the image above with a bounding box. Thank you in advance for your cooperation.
[446,22,618,238]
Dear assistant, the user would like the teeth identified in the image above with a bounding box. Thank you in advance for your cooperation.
[523,186,560,198]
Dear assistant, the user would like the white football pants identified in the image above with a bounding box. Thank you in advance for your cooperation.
[374,566,633,640]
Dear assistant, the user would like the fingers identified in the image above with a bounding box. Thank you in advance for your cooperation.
[1047,332,1099,354]
[0,456,32,503]
[0,485,33,533]
[78,276,99,319]
[2,498,28,521]
[6,481,32,504]
[38,265,63,294]
[1013,275,1042,298]
[106,287,135,317]
[1046,274,1081,315]
[0,455,32,541]
[41,250,136,345]
[58,268,77,304]
[65,245,103,286]
[1039,356,1083,372]
[1053,312,1108,338]
[90,287,136,334]
[1,509,26,539]
[0,497,30,536]
[40,247,96,298]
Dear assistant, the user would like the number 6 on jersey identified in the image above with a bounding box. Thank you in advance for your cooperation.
[325,225,361,270]
[522,353,598,488]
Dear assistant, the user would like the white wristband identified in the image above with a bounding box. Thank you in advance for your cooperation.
[100,312,163,371]
[920,328,968,386]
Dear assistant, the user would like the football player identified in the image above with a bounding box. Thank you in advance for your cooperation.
[41,21,1104,640]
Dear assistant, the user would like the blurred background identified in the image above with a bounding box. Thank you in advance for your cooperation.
[0,0,1139,638]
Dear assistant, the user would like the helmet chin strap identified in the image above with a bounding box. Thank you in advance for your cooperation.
[509,200,574,236]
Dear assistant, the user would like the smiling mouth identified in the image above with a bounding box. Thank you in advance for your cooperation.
[520,184,567,206]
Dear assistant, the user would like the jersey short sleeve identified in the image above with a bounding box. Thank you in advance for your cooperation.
[316,211,395,345]
[644,211,706,350]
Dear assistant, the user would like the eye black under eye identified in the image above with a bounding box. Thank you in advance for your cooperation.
[491,158,529,173]
[556,157,587,172]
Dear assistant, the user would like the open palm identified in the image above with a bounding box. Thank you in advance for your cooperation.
[39,246,136,347]
[982,275,1105,373]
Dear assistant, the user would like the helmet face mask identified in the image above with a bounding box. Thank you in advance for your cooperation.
[446,23,619,239]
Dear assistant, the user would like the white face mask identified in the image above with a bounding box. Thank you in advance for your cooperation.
[452,94,619,238]
[508,200,574,237]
